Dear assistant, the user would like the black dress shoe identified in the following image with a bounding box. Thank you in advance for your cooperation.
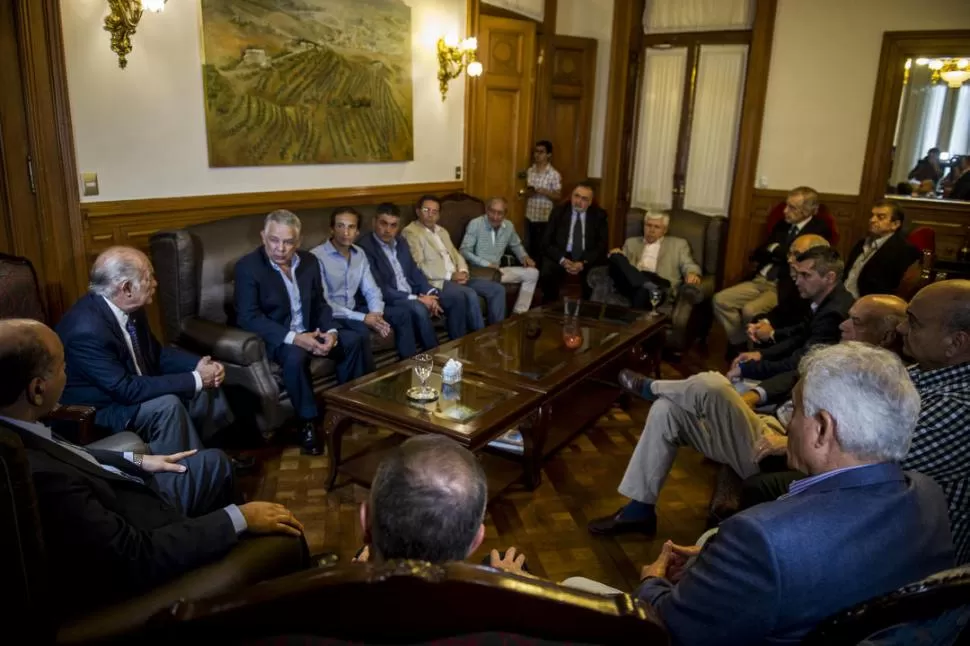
[587,508,657,537]
[300,422,323,456]
[230,455,257,473]
[618,369,656,401]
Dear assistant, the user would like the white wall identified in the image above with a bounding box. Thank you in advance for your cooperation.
[556,0,614,178]
[61,0,466,202]
[757,0,970,195]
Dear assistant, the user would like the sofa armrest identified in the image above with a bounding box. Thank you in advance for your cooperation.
[86,432,148,454]
[176,317,266,367]
[42,405,100,446]
[57,534,310,645]
[468,266,501,282]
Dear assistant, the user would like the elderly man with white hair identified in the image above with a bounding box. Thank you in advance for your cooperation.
[57,246,235,456]
[606,211,702,310]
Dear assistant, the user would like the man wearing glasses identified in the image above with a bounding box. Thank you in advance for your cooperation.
[402,195,507,330]
[460,196,538,315]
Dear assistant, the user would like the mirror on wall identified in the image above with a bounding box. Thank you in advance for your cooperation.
[887,56,970,202]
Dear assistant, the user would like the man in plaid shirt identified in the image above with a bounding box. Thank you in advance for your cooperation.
[525,140,562,259]
[743,280,970,563]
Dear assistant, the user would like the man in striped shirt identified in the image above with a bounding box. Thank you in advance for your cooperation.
[524,140,562,259]
[459,197,538,314]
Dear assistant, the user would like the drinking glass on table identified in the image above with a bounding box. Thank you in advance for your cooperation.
[414,353,434,396]
[649,290,662,316]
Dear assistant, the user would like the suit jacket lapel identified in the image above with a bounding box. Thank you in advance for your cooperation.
[89,293,141,374]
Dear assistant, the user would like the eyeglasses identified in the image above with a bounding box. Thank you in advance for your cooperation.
[420,207,440,215]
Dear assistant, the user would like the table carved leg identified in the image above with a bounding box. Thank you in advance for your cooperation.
[519,405,551,490]
[322,410,352,491]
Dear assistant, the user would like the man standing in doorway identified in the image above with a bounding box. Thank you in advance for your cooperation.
[524,140,562,260]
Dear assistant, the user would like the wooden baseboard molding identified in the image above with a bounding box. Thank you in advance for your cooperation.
[81,180,464,257]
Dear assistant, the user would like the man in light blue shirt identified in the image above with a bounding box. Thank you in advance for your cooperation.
[311,207,417,364]
[460,196,538,314]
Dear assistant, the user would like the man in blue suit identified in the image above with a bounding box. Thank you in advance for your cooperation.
[357,203,469,348]
[57,247,234,456]
[234,210,366,456]
[633,342,954,645]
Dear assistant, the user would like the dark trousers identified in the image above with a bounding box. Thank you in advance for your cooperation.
[539,255,593,304]
[151,448,234,517]
[128,388,233,455]
[436,286,469,340]
[607,254,671,310]
[383,302,420,358]
[740,467,803,510]
[396,298,439,352]
[441,280,486,332]
[336,320,378,374]
[527,220,547,261]
[270,330,365,421]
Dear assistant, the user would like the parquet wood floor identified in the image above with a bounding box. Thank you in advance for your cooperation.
[236,334,725,594]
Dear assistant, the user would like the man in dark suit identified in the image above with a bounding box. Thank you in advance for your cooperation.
[234,210,367,455]
[844,200,921,298]
[57,247,234,456]
[950,155,970,201]
[713,186,834,354]
[358,203,469,346]
[539,180,609,303]
[0,319,306,616]
[635,343,953,645]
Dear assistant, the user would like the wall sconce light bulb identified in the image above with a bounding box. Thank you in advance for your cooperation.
[929,59,944,70]
[915,58,930,66]
[467,61,483,77]
[959,59,969,69]
[444,33,459,48]
[142,0,166,12]
[461,37,478,52]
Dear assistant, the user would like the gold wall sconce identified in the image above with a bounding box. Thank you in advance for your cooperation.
[437,34,482,100]
[104,0,167,69]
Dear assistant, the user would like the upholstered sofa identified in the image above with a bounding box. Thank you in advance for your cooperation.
[150,198,500,438]
[588,208,726,355]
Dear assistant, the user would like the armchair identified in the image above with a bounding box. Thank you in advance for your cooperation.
[588,208,725,355]
[1,425,309,645]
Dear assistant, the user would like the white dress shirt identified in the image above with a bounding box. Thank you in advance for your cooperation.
[637,237,664,273]
[102,296,202,392]
[268,254,338,345]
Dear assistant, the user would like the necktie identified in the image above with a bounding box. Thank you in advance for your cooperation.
[786,225,799,243]
[570,212,584,258]
[125,317,149,375]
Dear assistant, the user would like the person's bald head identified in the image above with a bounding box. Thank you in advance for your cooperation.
[89,246,157,313]
[790,234,829,257]
[840,294,907,352]
[0,319,66,419]
[898,280,970,370]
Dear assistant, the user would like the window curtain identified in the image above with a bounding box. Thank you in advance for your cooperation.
[482,0,544,22]
[631,48,687,211]
[643,0,753,34]
[684,45,748,216]
[948,85,970,156]
[893,65,948,185]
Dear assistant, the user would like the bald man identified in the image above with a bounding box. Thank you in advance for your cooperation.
[589,294,906,537]
[0,319,306,614]
[57,247,234,456]
[742,281,970,564]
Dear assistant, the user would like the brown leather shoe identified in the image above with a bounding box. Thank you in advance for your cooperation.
[618,369,656,401]
[587,508,657,536]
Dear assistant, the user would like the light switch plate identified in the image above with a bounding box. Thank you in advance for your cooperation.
[455,165,462,180]
[81,172,99,196]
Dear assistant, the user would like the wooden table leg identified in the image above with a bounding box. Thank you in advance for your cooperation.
[519,405,551,490]
[322,410,352,491]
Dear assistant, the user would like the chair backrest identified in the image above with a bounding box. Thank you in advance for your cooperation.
[625,208,727,277]
[0,252,47,322]
[906,226,936,253]
[0,426,49,630]
[802,565,970,645]
[439,192,486,245]
[141,561,668,645]
[764,201,840,246]
[149,202,414,340]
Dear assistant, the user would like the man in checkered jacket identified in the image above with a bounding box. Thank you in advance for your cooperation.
[744,280,970,564]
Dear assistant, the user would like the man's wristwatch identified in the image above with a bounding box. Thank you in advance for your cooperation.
[132,453,144,468]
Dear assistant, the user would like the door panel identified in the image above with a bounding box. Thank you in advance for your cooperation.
[467,15,536,233]
[534,34,597,195]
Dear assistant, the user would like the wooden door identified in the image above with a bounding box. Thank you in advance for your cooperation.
[533,34,597,196]
[467,14,537,233]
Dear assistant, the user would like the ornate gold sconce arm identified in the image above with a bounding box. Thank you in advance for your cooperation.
[437,36,482,101]
[104,0,144,69]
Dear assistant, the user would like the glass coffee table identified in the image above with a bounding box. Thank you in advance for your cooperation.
[321,301,668,495]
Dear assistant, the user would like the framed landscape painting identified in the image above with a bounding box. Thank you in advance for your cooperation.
[200,0,414,166]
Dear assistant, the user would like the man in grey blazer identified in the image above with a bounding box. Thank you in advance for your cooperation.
[607,212,702,309]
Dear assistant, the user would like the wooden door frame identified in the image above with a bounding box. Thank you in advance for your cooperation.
[857,30,970,238]
[6,0,87,317]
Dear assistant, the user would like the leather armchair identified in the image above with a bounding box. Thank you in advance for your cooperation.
[588,208,725,355]
[0,425,309,645]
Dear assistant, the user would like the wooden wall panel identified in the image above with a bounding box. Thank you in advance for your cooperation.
[888,198,970,262]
